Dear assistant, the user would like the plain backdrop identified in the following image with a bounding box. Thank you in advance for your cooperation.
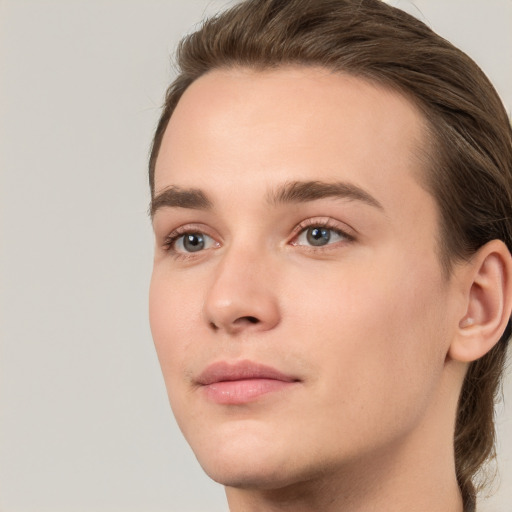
[0,1,511,511]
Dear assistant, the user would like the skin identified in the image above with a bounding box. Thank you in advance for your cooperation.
[149,66,495,511]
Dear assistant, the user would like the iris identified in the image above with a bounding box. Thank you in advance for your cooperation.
[183,233,205,252]
[306,227,331,246]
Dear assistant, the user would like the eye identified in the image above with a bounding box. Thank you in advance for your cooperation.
[294,225,349,247]
[167,232,217,253]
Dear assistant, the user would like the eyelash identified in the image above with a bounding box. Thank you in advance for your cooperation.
[162,225,216,260]
[290,218,355,247]
[162,218,355,259]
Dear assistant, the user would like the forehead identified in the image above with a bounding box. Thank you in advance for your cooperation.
[154,66,432,223]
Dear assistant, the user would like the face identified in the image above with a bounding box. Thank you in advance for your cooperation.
[149,67,461,490]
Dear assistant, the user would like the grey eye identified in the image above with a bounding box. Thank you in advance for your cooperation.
[295,226,347,247]
[307,227,331,246]
[174,232,216,253]
[183,233,205,252]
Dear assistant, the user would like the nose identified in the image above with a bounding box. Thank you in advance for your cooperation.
[203,247,281,335]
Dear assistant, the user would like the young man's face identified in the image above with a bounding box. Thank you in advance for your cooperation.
[149,67,463,490]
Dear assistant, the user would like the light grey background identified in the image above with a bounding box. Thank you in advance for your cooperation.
[0,1,510,511]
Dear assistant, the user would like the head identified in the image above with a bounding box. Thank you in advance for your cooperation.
[148,0,512,508]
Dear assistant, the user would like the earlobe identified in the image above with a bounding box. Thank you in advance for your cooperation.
[449,240,512,363]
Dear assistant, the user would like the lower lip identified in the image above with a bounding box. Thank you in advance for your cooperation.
[201,378,296,405]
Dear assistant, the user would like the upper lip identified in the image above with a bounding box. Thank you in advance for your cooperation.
[197,360,298,385]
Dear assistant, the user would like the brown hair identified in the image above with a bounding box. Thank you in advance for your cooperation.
[149,0,512,508]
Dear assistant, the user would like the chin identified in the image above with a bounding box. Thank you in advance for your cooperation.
[190,431,304,490]
[200,457,301,491]
[205,465,282,490]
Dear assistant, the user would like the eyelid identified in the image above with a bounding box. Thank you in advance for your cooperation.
[290,217,356,242]
[159,217,355,257]
[162,223,220,254]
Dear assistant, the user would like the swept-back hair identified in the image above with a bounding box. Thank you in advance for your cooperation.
[149,1,512,508]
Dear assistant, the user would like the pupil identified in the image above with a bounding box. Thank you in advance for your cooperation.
[307,227,330,246]
[184,233,205,252]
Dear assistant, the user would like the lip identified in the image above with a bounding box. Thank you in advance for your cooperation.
[197,360,300,405]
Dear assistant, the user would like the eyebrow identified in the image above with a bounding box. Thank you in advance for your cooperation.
[267,180,384,210]
[150,179,383,218]
[150,186,212,217]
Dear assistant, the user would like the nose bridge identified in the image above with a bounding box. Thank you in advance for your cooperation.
[203,240,280,334]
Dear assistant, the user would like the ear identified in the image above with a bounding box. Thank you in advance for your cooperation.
[449,240,512,363]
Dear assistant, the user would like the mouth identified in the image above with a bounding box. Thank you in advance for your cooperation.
[196,360,300,405]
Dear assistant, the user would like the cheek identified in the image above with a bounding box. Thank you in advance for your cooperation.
[149,269,199,374]
[149,268,209,431]
[285,255,448,419]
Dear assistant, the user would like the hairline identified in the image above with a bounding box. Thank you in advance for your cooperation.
[150,63,458,277]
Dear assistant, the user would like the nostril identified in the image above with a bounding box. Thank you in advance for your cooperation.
[208,316,260,332]
[235,316,260,325]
